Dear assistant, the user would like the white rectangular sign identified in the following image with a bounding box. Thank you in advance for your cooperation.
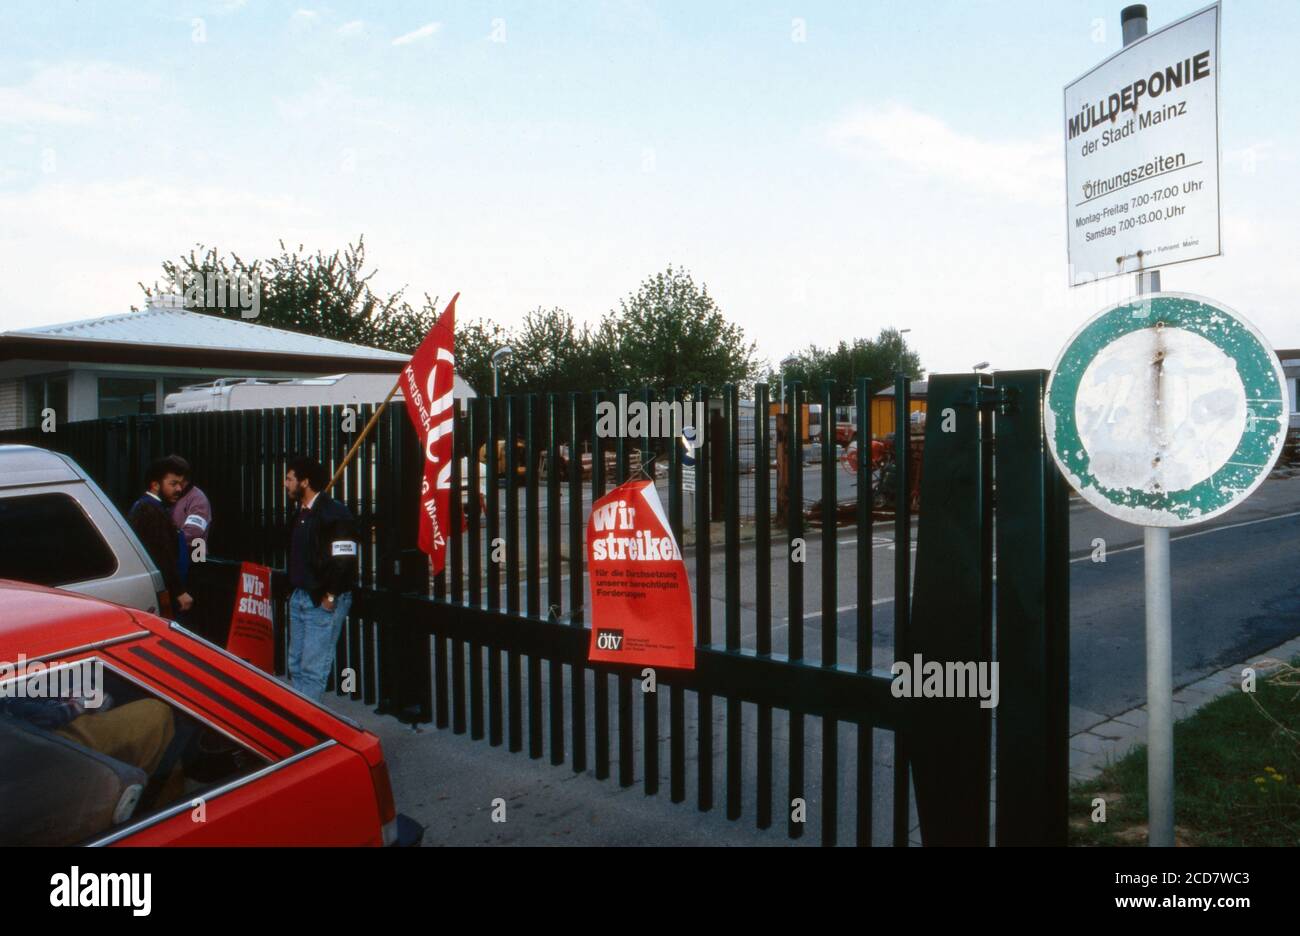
[1064,3,1220,286]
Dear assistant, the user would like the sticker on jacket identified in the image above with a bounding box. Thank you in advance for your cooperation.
[331,540,358,557]
[184,514,208,531]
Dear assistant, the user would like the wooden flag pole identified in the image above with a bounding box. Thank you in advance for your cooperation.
[321,375,404,496]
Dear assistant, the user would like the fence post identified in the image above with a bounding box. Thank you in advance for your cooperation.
[774,412,788,528]
[907,373,993,846]
[394,404,432,723]
[992,370,1070,845]
[709,408,725,521]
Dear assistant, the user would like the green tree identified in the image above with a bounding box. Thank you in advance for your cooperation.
[596,265,761,393]
[505,308,609,396]
[769,328,924,405]
[455,318,513,396]
[138,237,439,354]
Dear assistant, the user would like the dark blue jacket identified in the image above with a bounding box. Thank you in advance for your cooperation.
[288,494,359,606]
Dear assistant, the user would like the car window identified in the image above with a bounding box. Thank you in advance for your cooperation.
[0,492,118,586]
[0,659,269,846]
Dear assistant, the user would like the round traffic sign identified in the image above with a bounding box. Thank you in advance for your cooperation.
[1045,292,1289,527]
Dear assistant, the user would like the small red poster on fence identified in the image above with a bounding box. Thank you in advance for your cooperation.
[226,562,274,673]
[587,478,695,670]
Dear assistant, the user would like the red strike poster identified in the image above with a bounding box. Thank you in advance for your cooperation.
[586,478,695,670]
[226,561,274,673]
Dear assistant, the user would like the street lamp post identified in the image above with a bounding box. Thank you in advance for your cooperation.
[491,346,513,396]
[779,354,798,415]
[894,327,915,374]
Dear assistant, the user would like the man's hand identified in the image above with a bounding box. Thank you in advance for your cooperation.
[321,593,336,611]
[177,592,194,612]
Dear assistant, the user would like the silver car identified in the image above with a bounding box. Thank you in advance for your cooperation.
[0,444,165,614]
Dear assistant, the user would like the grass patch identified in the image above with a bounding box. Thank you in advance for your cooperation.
[1069,657,1300,846]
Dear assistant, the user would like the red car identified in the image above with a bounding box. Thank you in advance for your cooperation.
[0,580,421,847]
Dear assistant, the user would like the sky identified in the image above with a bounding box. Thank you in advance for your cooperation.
[1,0,1297,374]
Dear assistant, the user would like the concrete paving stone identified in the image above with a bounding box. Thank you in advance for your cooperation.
[1091,719,1143,742]
[1186,675,1237,699]
[1272,640,1300,663]
[1246,656,1288,673]
[1069,732,1111,755]
[1112,708,1148,729]
[1069,706,1110,734]
[1070,764,1103,783]
[1069,747,1102,771]
[1097,735,1141,763]
[1172,686,1216,709]
[1213,666,1246,687]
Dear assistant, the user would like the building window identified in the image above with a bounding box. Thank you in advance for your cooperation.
[98,377,157,418]
[24,375,68,428]
[161,377,197,406]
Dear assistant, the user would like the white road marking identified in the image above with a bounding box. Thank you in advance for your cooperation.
[1070,509,1300,564]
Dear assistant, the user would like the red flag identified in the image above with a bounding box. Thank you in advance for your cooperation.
[400,293,458,572]
[587,478,695,670]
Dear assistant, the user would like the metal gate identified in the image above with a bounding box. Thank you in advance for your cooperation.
[0,371,1068,845]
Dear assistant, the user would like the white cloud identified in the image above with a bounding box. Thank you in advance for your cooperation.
[1224,140,1283,175]
[0,179,314,330]
[828,104,1061,206]
[337,20,365,37]
[0,89,87,125]
[273,78,415,135]
[392,22,441,46]
[293,9,318,24]
[0,62,161,126]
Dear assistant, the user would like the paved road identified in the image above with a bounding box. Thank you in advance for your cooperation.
[1068,483,1300,718]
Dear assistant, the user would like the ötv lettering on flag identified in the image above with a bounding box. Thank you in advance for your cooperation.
[586,478,694,669]
[400,293,458,573]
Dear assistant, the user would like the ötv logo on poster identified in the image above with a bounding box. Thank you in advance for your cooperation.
[49,866,151,916]
[595,629,625,651]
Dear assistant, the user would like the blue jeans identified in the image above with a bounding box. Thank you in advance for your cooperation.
[288,588,352,703]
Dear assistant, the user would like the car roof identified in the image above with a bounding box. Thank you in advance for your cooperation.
[0,580,150,661]
[0,444,81,488]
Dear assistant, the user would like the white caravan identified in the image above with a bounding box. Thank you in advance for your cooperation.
[164,373,477,414]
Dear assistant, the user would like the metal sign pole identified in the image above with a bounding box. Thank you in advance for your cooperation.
[1124,4,1175,847]
[1143,525,1174,845]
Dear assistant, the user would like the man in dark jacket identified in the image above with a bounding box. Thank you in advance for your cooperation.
[127,456,193,614]
[284,455,359,702]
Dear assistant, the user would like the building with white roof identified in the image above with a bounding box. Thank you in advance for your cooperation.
[0,297,472,430]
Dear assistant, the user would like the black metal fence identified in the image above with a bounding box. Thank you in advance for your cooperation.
[0,372,1069,846]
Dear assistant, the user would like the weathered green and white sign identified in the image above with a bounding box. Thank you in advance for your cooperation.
[1045,292,1288,526]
